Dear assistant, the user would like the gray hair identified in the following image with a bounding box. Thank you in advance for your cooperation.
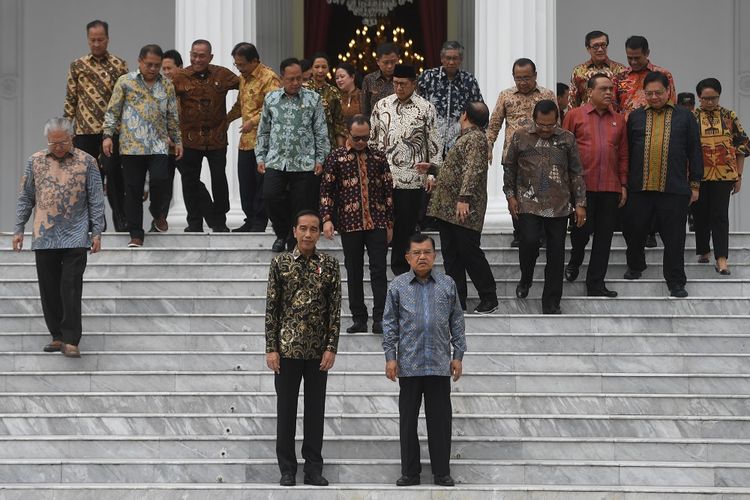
[440,40,464,59]
[44,117,75,137]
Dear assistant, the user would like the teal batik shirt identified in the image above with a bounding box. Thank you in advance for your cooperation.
[255,87,330,172]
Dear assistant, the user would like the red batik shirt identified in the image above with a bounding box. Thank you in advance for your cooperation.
[614,61,675,116]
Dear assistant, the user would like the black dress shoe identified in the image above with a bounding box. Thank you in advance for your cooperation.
[669,286,688,298]
[543,304,562,314]
[303,474,329,486]
[271,237,286,253]
[623,268,642,280]
[510,237,520,248]
[433,474,455,486]
[473,299,499,314]
[565,265,579,282]
[587,287,618,297]
[184,225,204,233]
[211,225,230,233]
[346,322,368,334]
[232,223,252,233]
[645,233,658,248]
[396,474,420,486]
[372,321,383,334]
[515,281,531,299]
[279,473,296,486]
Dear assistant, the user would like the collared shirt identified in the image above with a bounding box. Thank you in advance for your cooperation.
[614,61,676,115]
[319,145,394,232]
[102,71,181,156]
[227,63,281,150]
[361,70,395,116]
[340,88,363,120]
[568,57,627,108]
[502,126,587,218]
[369,93,443,189]
[265,247,341,360]
[304,80,347,148]
[694,106,750,182]
[428,127,489,232]
[255,87,330,172]
[562,103,628,193]
[417,67,484,153]
[627,103,703,195]
[15,148,105,250]
[487,85,558,160]
[382,270,466,378]
[64,52,128,135]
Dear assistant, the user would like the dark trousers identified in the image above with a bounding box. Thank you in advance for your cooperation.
[392,189,423,275]
[178,147,229,229]
[438,220,497,309]
[148,154,178,219]
[694,180,733,259]
[517,214,567,311]
[237,149,268,230]
[74,134,127,231]
[341,229,388,323]
[623,191,690,289]
[275,357,328,476]
[121,155,170,240]
[568,191,620,291]
[35,248,88,346]
[263,168,320,242]
[399,376,452,477]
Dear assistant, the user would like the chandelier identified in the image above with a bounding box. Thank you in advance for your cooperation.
[327,0,413,26]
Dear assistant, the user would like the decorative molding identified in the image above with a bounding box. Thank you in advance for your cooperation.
[738,71,750,96]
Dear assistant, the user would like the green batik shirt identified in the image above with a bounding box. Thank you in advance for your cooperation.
[304,80,346,149]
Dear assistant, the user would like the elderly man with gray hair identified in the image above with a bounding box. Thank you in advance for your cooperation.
[13,117,105,358]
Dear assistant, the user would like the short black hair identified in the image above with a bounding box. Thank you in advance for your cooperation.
[139,44,163,60]
[300,58,312,72]
[677,92,696,105]
[163,50,183,68]
[86,20,109,36]
[231,42,260,62]
[347,114,371,131]
[294,209,322,229]
[643,71,670,90]
[625,35,649,53]
[585,30,609,47]
[280,57,302,75]
[586,73,610,89]
[464,101,490,128]
[512,58,536,75]
[376,42,400,58]
[191,39,212,53]
[408,233,435,250]
[337,62,356,78]
[533,99,559,121]
[557,82,569,96]
[311,51,331,67]
[696,78,722,96]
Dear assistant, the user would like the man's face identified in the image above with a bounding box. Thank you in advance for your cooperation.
[161,58,180,80]
[644,81,669,110]
[348,122,370,152]
[138,53,162,82]
[393,77,415,101]
[534,110,558,140]
[87,25,109,57]
[377,52,399,78]
[282,63,303,95]
[311,57,329,84]
[626,48,649,72]
[513,64,537,94]
[406,240,436,276]
[698,88,720,112]
[233,54,258,78]
[440,49,462,76]
[557,89,570,110]
[589,77,614,108]
[586,35,609,64]
[190,43,213,72]
[47,129,73,159]
[293,214,321,252]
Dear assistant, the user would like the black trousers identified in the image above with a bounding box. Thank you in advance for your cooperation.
[341,229,388,323]
[263,168,320,242]
[74,134,127,231]
[399,376,452,477]
[392,189,423,275]
[178,147,229,229]
[237,149,268,230]
[148,154,178,219]
[517,214,567,311]
[693,180,733,259]
[275,356,328,476]
[121,155,170,240]
[623,191,690,289]
[568,191,620,291]
[35,248,88,346]
[438,220,497,309]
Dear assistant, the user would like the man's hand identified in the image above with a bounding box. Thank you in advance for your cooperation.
[91,237,101,254]
[575,206,587,228]
[385,360,398,381]
[257,162,266,174]
[12,234,23,252]
[415,162,431,174]
[734,179,742,195]
[102,138,113,157]
[314,163,323,176]
[323,221,335,240]
[425,176,436,193]
[386,227,393,244]
[174,145,183,161]
[451,359,462,382]
[320,351,336,371]
[507,196,519,220]
[618,186,628,208]
[690,188,700,204]
[240,121,253,134]
[456,201,470,223]
[266,352,280,374]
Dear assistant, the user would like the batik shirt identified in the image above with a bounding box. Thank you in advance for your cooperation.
[369,93,443,189]
[255,87,330,172]
[304,80,347,148]
[265,247,341,360]
[614,61,675,115]
[227,63,281,150]
[694,106,750,181]
[417,67,483,154]
[64,52,128,135]
[361,70,395,116]
[340,88,363,120]
[15,148,105,250]
[568,57,627,108]
[102,71,181,155]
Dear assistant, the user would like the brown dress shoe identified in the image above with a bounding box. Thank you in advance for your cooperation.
[153,216,168,232]
[62,344,81,358]
[128,238,144,248]
[43,340,63,352]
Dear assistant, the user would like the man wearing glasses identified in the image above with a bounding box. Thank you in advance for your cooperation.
[320,114,394,334]
[568,30,626,108]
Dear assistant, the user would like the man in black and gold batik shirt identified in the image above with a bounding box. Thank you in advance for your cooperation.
[264,210,341,487]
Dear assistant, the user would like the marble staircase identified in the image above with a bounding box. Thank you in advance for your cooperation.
[1,231,750,499]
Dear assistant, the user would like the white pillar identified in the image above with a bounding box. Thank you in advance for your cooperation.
[170,0,257,228]
[475,0,556,229]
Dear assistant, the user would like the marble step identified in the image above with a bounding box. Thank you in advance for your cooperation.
[3,413,750,439]
[3,351,750,375]
[1,457,750,486]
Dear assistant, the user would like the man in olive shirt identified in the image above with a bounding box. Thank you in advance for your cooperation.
[265,210,341,487]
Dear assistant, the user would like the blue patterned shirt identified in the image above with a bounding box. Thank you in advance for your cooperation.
[255,87,330,172]
[382,270,466,377]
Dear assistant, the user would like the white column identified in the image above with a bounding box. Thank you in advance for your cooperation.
[475,0,556,229]
[732,0,750,230]
[170,0,257,228]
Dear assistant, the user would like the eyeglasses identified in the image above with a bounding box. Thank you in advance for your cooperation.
[408,249,435,257]
[47,140,71,147]
[393,81,412,88]
[534,122,556,130]
[513,76,535,83]
[588,43,608,50]
[350,135,369,142]
[699,95,720,102]
[644,90,666,97]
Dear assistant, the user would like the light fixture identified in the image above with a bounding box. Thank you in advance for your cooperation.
[327,0,414,26]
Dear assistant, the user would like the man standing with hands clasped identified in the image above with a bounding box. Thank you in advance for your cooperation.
[382,233,466,487]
